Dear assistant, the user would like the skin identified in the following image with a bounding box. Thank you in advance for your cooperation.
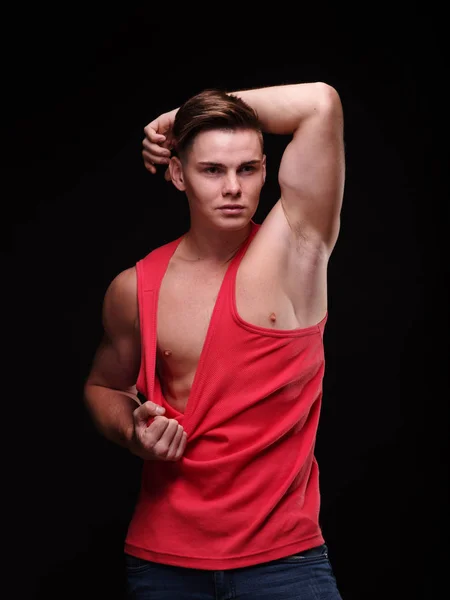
[169,128,266,255]
[83,82,345,462]
[156,128,266,413]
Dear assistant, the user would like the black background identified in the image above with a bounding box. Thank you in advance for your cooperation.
[3,5,448,599]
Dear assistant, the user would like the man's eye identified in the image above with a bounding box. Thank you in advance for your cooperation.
[205,167,219,174]
[241,166,255,173]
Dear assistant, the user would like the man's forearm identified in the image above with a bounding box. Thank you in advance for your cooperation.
[83,384,140,449]
[230,82,338,135]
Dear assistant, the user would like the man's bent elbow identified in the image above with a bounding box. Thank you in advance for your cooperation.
[309,82,343,125]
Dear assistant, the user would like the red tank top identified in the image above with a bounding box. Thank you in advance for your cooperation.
[124,222,327,569]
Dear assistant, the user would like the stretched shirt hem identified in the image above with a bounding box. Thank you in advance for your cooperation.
[123,533,325,570]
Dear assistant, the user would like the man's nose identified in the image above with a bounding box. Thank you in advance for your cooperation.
[222,173,242,196]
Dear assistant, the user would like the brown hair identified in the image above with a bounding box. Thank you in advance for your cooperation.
[172,89,263,161]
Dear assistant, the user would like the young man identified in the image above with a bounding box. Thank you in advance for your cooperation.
[84,82,345,599]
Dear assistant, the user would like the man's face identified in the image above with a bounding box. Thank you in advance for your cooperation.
[171,128,266,231]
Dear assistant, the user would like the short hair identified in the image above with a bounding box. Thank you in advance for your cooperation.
[172,89,263,161]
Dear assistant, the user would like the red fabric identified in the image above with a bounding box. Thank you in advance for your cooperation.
[124,222,327,569]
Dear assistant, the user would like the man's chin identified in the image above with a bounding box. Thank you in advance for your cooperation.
[213,214,252,230]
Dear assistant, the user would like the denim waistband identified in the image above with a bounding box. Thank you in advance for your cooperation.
[287,543,328,559]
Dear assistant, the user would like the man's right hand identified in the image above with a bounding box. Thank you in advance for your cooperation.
[130,401,187,461]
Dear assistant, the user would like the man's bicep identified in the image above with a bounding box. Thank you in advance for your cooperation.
[278,86,345,251]
[87,332,140,393]
[87,268,141,393]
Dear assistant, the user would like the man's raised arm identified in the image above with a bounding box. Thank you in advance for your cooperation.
[231,82,345,253]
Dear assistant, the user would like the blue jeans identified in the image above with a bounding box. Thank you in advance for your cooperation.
[125,544,342,599]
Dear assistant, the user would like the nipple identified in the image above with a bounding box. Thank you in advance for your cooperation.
[269,312,277,323]
[163,349,172,357]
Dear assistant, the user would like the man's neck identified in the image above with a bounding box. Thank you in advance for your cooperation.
[180,222,253,265]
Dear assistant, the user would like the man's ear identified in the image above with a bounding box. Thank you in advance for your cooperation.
[262,154,267,184]
[169,156,186,191]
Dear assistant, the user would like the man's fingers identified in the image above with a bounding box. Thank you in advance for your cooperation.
[142,139,171,176]
[142,156,170,176]
[151,419,180,458]
[143,125,166,143]
[144,152,170,166]
[145,161,156,175]
[144,416,170,443]
[166,425,185,461]
[134,401,166,424]
[141,110,177,176]
[142,138,171,158]
[133,411,187,461]
[174,431,188,460]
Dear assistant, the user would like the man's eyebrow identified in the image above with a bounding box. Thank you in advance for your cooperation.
[197,159,262,167]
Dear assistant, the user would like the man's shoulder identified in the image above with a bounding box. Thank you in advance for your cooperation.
[107,266,137,296]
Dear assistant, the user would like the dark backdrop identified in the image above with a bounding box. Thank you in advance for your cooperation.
[3,6,447,599]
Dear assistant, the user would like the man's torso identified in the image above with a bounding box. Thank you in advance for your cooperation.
[153,207,328,414]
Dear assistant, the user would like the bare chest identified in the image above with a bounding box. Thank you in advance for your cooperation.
[156,264,226,366]
[156,260,297,369]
